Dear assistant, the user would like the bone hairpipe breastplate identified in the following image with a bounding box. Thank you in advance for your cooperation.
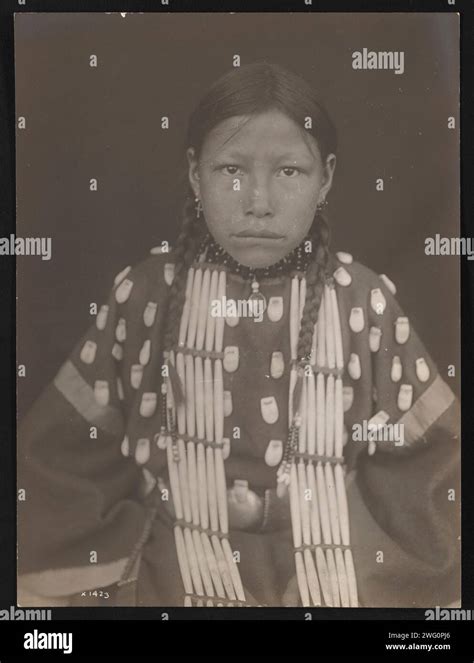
[159,260,359,608]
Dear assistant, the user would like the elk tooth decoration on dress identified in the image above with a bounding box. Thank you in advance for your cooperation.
[163,251,358,607]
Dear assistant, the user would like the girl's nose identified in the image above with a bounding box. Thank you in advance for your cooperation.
[244,173,274,219]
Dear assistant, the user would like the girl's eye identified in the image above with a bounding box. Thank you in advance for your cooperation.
[279,167,300,177]
[221,165,241,175]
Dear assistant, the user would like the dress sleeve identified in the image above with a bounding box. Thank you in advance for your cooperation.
[17,266,150,604]
[346,272,461,607]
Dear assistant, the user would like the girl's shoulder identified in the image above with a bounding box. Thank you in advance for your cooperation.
[329,250,399,307]
[111,246,178,310]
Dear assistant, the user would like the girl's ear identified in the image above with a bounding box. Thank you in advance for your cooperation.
[319,153,337,202]
[186,147,200,199]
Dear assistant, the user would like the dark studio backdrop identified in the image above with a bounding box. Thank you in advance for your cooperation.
[15,11,460,418]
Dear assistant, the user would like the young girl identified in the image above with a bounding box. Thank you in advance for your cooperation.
[18,62,460,609]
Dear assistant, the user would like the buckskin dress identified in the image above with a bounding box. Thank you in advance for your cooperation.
[17,248,461,608]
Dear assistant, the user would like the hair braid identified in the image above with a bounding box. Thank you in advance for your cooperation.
[296,213,330,364]
[163,192,204,353]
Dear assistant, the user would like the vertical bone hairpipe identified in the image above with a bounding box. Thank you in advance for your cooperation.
[315,462,332,545]
[299,276,307,322]
[214,271,226,354]
[308,465,333,606]
[288,276,300,421]
[204,271,217,540]
[209,272,226,535]
[324,285,336,370]
[185,355,196,438]
[187,445,200,527]
[334,464,350,546]
[290,276,300,361]
[174,526,193,597]
[324,462,341,546]
[307,370,316,456]
[204,393,218,532]
[316,298,326,457]
[167,441,193,597]
[213,359,227,525]
[185,270,203,437]
[330,287,345,458]
[344,548,359,607]
[176,438,192,523]
[214,358,225,445]
[325,376,335,458]
[205,447,219,532]
[304,548,322,607]
[298,379,308,454]
[183,527,204,597]
[297,384,311,548]
[289,464,310,606]
[324,285,336,458]
[176,352,187,434]
[201,532,225,599]
[307,465,321,545]
[311,322,318,366]
[197,439,209,530]
[178,268,195,346]
[194,268,211,531]
[176,362,200,532]
[334,548,350,607]
[296,385,312,565]
[316,296,326,367]
[186,268,203,349]
[204,359,214,443]
[194,358,205,439]
[196,269,211,351]
[205,270,219,352]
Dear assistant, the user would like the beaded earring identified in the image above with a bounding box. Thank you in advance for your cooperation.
[316,198,328,213]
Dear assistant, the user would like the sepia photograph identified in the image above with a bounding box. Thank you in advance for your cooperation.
[15,12,461,610]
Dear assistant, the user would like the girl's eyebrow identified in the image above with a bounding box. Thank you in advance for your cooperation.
[219,149,314,162]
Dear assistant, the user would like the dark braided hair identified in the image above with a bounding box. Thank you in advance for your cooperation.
[163,61,337,369]
[163,192,204,353]
[296,212,330,365]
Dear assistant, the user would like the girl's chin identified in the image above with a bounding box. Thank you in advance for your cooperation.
[222,240,295,269]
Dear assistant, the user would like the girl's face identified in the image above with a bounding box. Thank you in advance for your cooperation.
[187,109,336,269]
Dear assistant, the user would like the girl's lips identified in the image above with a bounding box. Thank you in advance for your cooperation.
[230,236,286,247]
[231,233,286,241]
[233,229,286,239]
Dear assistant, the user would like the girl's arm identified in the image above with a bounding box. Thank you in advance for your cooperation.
[17,255,170,605]
[342,263,460,607]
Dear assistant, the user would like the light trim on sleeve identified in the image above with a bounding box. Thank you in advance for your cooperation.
[54,360,124,436]
[397,375,456,444]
